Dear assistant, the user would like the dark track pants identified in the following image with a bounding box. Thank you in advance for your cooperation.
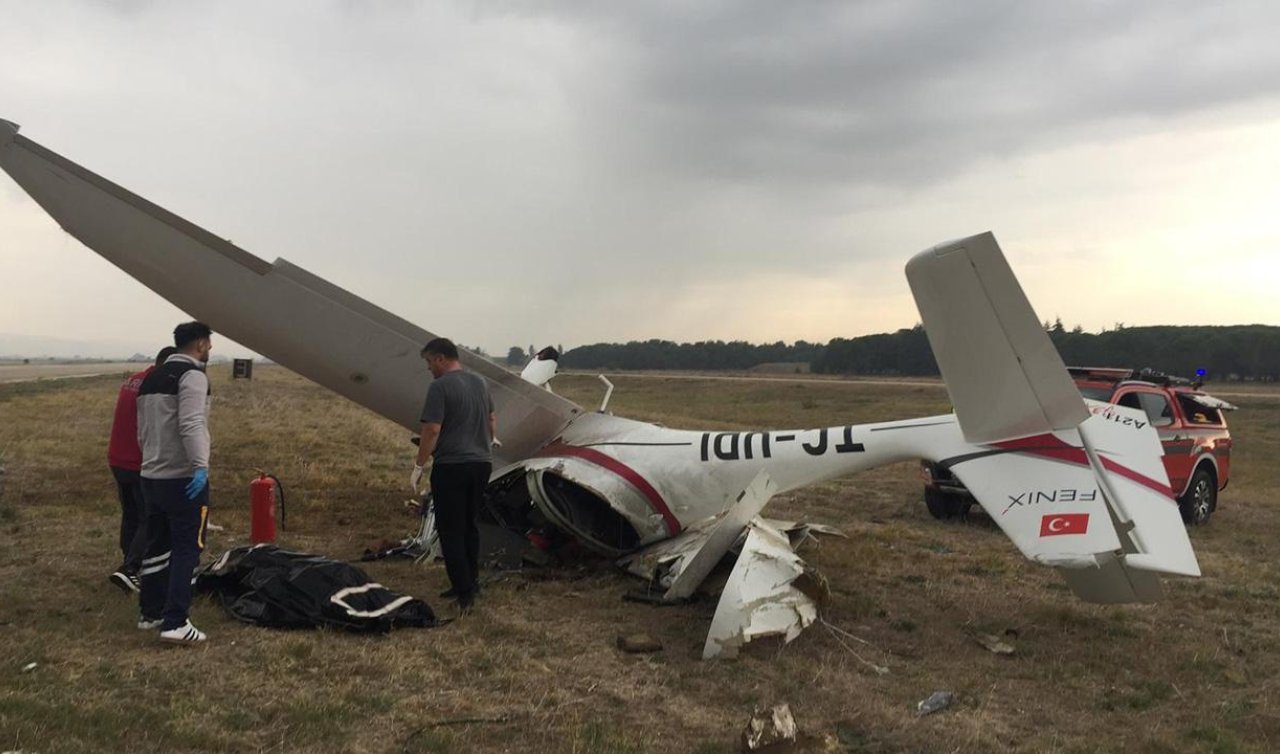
[430,462,490,600]
[139,477,209,630]
[111,466,149,575]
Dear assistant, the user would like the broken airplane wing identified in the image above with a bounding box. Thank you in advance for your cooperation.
[0,118,580,464]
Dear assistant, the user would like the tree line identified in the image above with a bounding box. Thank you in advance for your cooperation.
[553,324,1280,381]
[559,340,825,372]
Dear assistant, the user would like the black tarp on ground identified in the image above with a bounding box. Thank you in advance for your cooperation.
[196,545,436,632]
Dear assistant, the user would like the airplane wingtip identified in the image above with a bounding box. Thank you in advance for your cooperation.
[0,118,18,144]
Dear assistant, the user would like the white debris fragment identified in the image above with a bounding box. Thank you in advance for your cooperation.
[916,690,956,716]
[761,518,848,546]
[618,516,716,586]
[617,472,778,596]
[20,662,37,673]
[665,472,776,601]
[741,703,798,752]
[975,633,1015,655]
[703,519,820,660]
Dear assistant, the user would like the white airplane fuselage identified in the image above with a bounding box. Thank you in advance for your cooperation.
[515,411,966,555]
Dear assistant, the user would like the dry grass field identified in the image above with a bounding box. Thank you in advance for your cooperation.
[0,362,140,383]
[0,366,1277,753]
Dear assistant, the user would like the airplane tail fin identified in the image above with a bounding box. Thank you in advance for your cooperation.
[907,233,1199,602]
[906,232,1088,444]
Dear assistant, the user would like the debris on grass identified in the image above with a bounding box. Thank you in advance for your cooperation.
[20,662,37,673]
[915,691,956,717]
[974,633,1016,655]
[616,633,664,653]
[820,618,890,675]
[741,703,798,752]
[703,520,820,659]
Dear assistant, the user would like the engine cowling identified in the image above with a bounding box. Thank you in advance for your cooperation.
[522,455,673,555]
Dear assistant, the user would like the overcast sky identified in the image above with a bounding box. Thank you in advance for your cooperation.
[2,0,1279,358]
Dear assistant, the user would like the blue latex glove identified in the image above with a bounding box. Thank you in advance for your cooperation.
[186,468,209,500]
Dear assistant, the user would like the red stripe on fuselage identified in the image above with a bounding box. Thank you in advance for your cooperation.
[533,444,682,536]
[992,434,1174,500]
[991,434,1088,466]
[1098,457,1175,498]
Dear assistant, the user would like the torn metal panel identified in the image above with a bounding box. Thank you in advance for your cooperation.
[664,471,776,601]
[760,518,847,549]
[617,519,716,584]
[703,519,820,660]
[742,704,798,751]
[615,473,781,598]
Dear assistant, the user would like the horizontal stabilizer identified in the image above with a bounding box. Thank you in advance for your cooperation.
[944,402,1197,603]
[946,429,1123,566]
[906,233,1088,444]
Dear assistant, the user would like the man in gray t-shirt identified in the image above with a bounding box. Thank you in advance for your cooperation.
[411,337,496,611]
[419,370,493,463]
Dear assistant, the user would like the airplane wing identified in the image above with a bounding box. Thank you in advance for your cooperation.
[0,119,583,464]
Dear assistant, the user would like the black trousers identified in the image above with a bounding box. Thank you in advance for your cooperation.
[139,477,210,630]
[430,462,490,599]
[111,466,148,574]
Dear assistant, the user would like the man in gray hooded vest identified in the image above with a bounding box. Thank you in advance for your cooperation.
[136,321,214,644]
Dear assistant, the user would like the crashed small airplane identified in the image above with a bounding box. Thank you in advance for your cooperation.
[0,119,1200,658]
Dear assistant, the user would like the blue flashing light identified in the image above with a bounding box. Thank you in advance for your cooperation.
[1196,368,1207,377]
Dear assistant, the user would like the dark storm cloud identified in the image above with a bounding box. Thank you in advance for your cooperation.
[536,0,1280,188]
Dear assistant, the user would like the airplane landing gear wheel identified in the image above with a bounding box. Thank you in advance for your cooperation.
[1178,467,1216,525]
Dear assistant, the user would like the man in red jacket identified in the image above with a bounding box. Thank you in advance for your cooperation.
[107,346,176,593]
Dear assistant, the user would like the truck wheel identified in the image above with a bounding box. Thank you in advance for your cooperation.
[1178,467,1216,525]
[924,487,964,520]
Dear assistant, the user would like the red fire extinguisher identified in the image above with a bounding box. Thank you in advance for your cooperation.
[250,472,285,544]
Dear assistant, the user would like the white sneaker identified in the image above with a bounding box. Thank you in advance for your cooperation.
[159,621,207,644]
[137,616,163,630]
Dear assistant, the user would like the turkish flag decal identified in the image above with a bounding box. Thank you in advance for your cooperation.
[1040,513,1090,537]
